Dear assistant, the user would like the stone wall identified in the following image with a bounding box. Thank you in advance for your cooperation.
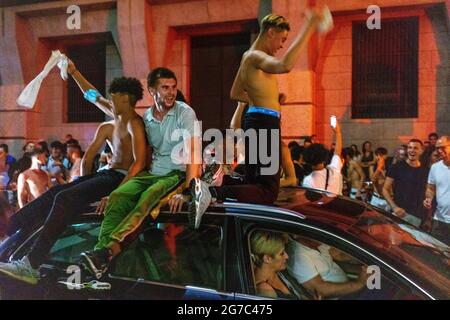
[315,5,449,154]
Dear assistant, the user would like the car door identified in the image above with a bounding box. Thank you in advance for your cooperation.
[1,218,111,299]
[105,212,236,300]
[233,213,431,300]
[2,212,236,300]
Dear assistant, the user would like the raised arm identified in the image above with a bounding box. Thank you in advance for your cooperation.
[256,13,321,74]
[333,120,342,156]
[81,123,110,176]
[67,59,114,118]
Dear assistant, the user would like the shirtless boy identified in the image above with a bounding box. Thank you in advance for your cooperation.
[191,9,333,226]
[343,148,365,199]
[17,148,52,208]
[0,61,147,285]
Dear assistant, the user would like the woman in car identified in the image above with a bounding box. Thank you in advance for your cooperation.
[251,230,300,299]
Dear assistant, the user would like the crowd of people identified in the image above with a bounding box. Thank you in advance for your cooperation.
[0,136,112,211]
[0,8,447,292]
[281,131,449,245]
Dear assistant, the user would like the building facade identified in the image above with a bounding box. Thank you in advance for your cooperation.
[0,0,448,157]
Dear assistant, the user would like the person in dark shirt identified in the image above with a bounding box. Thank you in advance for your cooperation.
[290,144,311,186]
[420,132,438,169]
[382,139,429,227]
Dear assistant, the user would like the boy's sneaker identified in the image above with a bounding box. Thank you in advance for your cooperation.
[202,162,224,187]
[189,178,212,229]
[0,256,39,285]
[80,248,112,279]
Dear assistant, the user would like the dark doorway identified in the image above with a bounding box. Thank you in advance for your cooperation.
[67,43,106,123]
[190,33,250,131]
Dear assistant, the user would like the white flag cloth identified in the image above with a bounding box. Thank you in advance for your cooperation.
[16,50,68,109]
[318,6,334,34]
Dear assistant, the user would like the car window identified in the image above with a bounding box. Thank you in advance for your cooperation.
[49,222,101,264]
[246,229,309,300]
[245,226,426,300]
[111,222,224,291]
[284,232,425,300]
[10,222,101,263]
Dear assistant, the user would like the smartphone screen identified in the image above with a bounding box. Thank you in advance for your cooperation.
[330,115,337,128]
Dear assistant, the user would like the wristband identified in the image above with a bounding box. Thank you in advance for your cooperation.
[84,89,100,104]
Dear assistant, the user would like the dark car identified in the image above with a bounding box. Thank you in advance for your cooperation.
[0,187,449,300]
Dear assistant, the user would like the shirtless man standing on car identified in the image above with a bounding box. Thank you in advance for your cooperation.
[190,8,334,228]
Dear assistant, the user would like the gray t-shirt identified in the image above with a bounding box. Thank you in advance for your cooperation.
[143,101,199,176]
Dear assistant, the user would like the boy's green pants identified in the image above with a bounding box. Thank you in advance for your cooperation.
[96,170,185,250]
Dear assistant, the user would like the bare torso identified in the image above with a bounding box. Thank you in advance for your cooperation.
[20,169,50,202]
[372,169,386,195]
[348,160,363,189]
[240,50,281,112]
[102,116,141,171]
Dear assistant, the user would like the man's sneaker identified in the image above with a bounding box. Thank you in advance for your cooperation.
[0,256,39,285]
[189,178,212,229]
[80,248,112,279]
[202,162,224,187]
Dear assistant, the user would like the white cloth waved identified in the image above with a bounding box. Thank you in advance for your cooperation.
[317,6,333,34]
[16,50,68,109]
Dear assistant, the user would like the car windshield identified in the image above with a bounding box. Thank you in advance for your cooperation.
[351,208,450,295]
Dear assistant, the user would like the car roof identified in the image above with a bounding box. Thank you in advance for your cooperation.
[209,186,370,229]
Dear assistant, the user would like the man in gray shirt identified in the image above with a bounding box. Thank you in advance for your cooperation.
[80,68,202,278]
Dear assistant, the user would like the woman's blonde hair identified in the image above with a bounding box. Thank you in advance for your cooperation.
[260,14,290,35]
[250,230,288,267]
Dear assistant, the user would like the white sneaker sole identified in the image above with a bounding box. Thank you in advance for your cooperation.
[189,178,211,229]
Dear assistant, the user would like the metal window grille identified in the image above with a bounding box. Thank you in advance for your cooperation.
[352,17,419,118]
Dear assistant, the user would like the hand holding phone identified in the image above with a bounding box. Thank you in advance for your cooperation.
[330,115,337,129]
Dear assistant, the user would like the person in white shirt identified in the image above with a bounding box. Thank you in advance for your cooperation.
[424,136,450,245]
[286,235,368,299]
[66,144,83,183]
[302,119,343,195]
